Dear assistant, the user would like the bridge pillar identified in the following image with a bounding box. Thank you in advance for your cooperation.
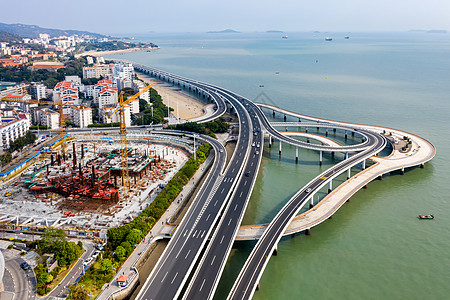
[305,128,308,133]
[298,118,301,122]
[401,168,405,175]
[307,138,310,143]
[345,131,348,140]
[319,151,323,165]
[362,159,366,170]
[273,245,278,256]
[347,167,351,179]
[345,153,349,160]
[420,163,424,168]
[352,131,355,136]
[333,128,336,133]
[284,114,286,121]
[256,283,260,291]
[295,147,298,163]
[305,228,311,235]
[309,195,314,208]
[325,128,328,136]
[279,141,282,155]
[328,180,332,193]
[268,135,272,148]
[273,110,275,117]
[331,151,335,158]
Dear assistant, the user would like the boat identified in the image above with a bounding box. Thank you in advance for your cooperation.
[345,36,350,39]
[259,85,264,87]
[282,35,288,39]
[325,37,333,41]
[418,214,435,219]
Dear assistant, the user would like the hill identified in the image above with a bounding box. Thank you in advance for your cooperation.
[0,30,23,42]
[207,29,240,33]
[0,22,107,39]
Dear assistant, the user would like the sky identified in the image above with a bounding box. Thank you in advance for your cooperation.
[1,0,449,35]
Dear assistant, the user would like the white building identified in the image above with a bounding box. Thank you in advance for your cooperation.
[30,83,47,100]
[98,87,118,109]
[82,64,114,79]
[129,99,140,114]
[133,79,150,103]
[38,108,59,130]
[100,104,131,127]
[0,117,31,151]
[70,106,92,128]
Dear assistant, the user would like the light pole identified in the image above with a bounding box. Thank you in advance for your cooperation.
[193,134,197,160]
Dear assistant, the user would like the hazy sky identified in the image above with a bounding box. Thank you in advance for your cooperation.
[2,0,449,35]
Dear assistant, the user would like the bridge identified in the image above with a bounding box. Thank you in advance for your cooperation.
[116,62,434,300]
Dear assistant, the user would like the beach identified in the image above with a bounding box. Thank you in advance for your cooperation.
[75,46,159,58]
[136,73,207,120]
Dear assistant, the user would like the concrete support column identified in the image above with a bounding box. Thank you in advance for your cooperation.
[309,195,314,208]
[362,159,366,170]
[401,167,405,175]
[273,245,278,256]
[305,228,311,235]
[284,114,287,121]
[273,110,275,117]
[347,167,351,179]
[345,131,348,140]
[328,180,332,193]
[279,141,282,155]
[325,128,328,136]
[319,151,323,165]
[269,135,272,148]
[295,147,298,163]
[345,153,349,160]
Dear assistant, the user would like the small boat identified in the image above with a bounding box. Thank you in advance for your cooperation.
[345,36,350,39]
[418,214,434,219]
[325,37,333,41]
[259,84,264,87]
[282,35,288,39]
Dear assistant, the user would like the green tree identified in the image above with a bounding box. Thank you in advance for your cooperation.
[38,272,49,286]
[41,227,66,248]
[120,241,133,256]
[114,246,126,261]
[126,228,141,245]
[100,258,113,274]
[139,99,149,112]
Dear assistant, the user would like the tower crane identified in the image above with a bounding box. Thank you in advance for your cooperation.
[106,83,154,198]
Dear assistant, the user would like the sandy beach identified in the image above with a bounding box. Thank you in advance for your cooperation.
[136,73,207,120]
[75,46,159,58]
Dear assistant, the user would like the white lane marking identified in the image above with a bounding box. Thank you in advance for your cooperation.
[201,231,205,238]
[206,214,211,221]
[161,271,168,283]
[211,255,216,265]
[171,272,178,284]
[184,230,188,237]
[220,235,225,244]
[214,200,218,206]
[239,191,243,197]
[234,204,238,211]
[199,278,206,292]
[251,162,254,167]
[192,230,198,237]
[244,181,247,186]
[185,249,191,259]
[232,168,235,172]
[221,188,225,194]
[228,218,232,226]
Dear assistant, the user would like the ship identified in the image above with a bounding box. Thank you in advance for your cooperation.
[325,37,333,41]
[282,35,288,39]
[345,36,350,39]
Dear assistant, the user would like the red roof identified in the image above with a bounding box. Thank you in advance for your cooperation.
[30,65,65,70]
[117,275,128,282]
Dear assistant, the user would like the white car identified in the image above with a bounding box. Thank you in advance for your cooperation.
[83,257,93,266]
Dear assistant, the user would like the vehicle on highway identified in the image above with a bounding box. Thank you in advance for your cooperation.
[20,262,30,270]
[245,171,250,177]
[305,188,312,193]
[83,257,93,266]
[92,250,100,259]
[255,151,259,155]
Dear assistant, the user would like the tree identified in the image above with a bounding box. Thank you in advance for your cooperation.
[38,272,49,286]
[126,228,141,245]
[114,245,126,261]
[100,258,113,274]
[120,241,133,256]
[41,227,66,248]
[139,99,149,112]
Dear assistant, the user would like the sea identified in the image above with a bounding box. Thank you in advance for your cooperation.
[106,31,450,299]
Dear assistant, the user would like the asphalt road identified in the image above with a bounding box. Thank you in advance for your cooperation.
[227,130,387,300]
[1,249,37,300]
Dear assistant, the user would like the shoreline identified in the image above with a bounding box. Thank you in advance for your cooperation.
[75,46,160,58]
[136,73,207,120]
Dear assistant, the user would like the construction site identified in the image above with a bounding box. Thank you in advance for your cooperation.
[0,136,190,238]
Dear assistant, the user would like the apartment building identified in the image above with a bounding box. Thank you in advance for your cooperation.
[70,106,92,128]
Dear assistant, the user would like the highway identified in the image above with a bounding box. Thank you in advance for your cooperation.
[136,99,252,299]
[227,131,387,300]
[130,63,387,300]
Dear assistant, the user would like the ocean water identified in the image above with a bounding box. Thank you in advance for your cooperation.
[107,32,450,299]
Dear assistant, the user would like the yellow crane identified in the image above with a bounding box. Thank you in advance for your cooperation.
[107,84,154,198]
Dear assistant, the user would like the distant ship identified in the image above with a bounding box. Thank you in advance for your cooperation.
[325,37,333,41]
[345,36,350,39]
[282,35,288,39]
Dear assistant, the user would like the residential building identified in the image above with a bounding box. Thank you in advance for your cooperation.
[0,116,30,151]
[38,108,59,129]
[133,79,150,103]
[98,87,118,109]
[30,83,47,100]
[82,64,114,79]
[70,106,92,128]
[100,103,131,127]
[0,83,30,98]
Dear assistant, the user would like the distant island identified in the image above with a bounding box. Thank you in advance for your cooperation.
[0,22,108,38]
[409,29,448,34]
[207,29,240,34]
[266,30,284,33]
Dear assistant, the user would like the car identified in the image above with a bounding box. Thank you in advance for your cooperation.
[20,262,30,270]
[83,257,93,266]
[305,188,312,193]
[255,151,259,155]
[245,171,250,177]
[95,243,104,251]
[254,132,257,136]
[92,251,100,259]
[252,142,256,147]
[256,143,260,148]
[219,149,224,153]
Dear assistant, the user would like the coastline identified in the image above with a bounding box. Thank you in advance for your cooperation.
[136,73,207,120]
[75,46,160,58]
